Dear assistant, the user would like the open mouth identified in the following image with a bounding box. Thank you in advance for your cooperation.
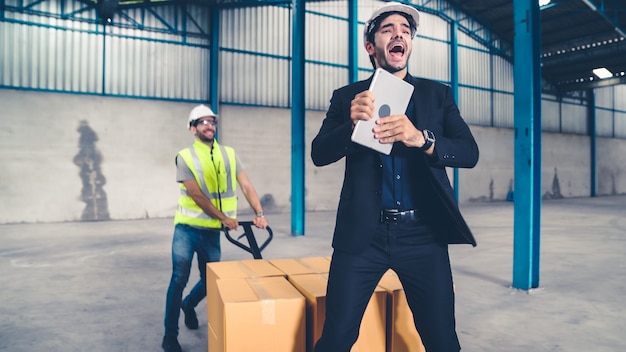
[388,42,405,59]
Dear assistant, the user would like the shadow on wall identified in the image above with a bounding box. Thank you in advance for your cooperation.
[494,168,565,202]
[469,167,565,202]
[260,194,276,211]
[467,178,499,202]
[73,120,110,221]
[543,168,563,199]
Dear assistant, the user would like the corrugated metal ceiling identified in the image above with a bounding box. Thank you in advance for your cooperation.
[447,0,626,93]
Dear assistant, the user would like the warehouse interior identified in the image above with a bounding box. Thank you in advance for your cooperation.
[1,0,625,351]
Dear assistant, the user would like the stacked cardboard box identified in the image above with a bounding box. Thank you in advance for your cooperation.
[287,273,387,352]
[206,259,306,352]
[266,257,386,352]
[207,276,306,352]
[206,259,285,328]
[207,259,427,352]
[377,270,426,352]
[268,257,331,276]
[269,257,331,352]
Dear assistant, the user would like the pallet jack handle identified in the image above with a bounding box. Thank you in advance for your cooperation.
[222,221,273,259]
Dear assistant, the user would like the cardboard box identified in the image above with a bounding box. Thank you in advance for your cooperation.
[208,276,306,352]
[268,257,331,276]
[377,270,425,352]
[206,259,285,327]
[287,273,387,352]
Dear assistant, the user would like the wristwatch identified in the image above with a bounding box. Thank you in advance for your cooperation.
[419,129,436,151]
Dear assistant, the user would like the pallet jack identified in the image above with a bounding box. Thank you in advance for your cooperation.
[222,221,273,259]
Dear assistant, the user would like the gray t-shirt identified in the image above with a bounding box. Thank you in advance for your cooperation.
[175,153,244,183]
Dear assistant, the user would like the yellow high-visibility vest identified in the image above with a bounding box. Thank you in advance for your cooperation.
[174,141,237,228]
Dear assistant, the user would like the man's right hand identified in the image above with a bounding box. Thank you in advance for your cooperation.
[222,218,238,231]
[350,90,375,128]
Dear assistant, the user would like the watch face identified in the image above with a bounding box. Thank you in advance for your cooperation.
[420,130,434,151]
[424,129,435,142]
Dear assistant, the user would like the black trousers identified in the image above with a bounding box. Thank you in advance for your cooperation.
[314,221,461,352]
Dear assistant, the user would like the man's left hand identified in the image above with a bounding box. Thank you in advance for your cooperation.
[253,216,268,229]
[373,114,424,148]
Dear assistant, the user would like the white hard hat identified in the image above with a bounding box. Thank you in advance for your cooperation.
[363,2,420,44]
[188,104,218,128]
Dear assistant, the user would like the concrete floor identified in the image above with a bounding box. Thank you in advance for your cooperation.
[1,195,625,352]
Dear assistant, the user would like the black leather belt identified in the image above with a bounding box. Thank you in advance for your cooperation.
[380,209,418,223]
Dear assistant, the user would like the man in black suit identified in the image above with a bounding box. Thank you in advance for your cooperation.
[311,2,479,351]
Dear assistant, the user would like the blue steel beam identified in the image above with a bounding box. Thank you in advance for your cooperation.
[348,0,358,83]
[431,0,512,61]
[450,19,459,201]
[581,0,626,37]
[210,5,220,139]
[101,25,107,94]
[291,0,305,236]
[588,89,596,197]
[512,0,542,290]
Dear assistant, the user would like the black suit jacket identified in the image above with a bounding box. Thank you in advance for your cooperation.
[311,73,479,254]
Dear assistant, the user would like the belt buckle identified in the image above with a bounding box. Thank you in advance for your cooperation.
[388,209,400,222]
[381,209,399,223]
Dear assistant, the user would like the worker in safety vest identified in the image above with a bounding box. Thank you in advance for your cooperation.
[161,104,268,352]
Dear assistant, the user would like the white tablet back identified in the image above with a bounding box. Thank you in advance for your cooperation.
[350,68,414,155]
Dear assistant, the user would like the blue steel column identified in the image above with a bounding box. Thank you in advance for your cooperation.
[210,6,220,126]
[348,0,359,83]
[291,0,305,236]
[450,20,459,201]
[513,0,542,290]
[101,24,107,95]
[588,90,596,197]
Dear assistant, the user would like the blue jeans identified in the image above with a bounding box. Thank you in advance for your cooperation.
[164,224,221,337]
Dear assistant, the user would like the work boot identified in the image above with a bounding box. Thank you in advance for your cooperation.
[161,335,182,352]
[181,299,198,330]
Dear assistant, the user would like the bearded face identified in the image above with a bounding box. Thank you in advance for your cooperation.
[366,14,413,74]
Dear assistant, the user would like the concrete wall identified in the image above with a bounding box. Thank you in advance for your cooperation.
[0,89,192,223]
[1,88,625,224]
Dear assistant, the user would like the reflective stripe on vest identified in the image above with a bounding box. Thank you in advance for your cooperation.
[174,141,238,228]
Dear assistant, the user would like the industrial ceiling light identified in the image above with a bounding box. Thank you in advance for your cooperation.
[539,0,551,6]
[592,67,613,79]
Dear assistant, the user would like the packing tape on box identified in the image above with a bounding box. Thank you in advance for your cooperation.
[236,261,262,278]
[317,273,329,280]
[296,258,325,274]
[247,278,276,325]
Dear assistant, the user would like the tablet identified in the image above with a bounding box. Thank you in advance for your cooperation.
[350,68,414,155]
